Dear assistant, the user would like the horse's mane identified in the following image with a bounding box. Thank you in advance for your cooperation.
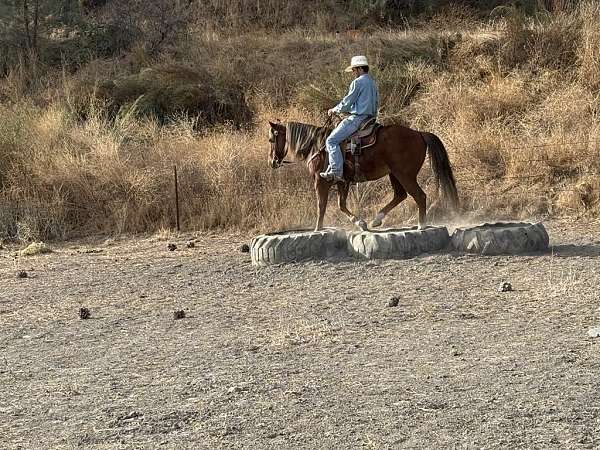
[285,122,331,160]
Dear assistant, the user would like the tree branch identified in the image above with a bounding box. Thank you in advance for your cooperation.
[22,0,31,50]
[32,0,39,53]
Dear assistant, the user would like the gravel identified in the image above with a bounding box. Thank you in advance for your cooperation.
[1,220,599,448]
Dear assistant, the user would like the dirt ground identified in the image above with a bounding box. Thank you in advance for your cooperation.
[1,220,600,449]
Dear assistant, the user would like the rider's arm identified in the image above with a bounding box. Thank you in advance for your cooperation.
[333,78,361,113]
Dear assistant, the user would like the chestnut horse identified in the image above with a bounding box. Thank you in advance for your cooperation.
[268,119,459,231]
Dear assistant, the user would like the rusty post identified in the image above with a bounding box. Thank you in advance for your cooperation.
[174,165,180,232]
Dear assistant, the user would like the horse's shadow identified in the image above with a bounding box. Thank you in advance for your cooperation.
[549,243,600,257]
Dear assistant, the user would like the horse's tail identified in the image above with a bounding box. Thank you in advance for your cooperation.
[421,132,459,211]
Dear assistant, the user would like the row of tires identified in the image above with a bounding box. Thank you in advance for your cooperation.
[250,222,549,266]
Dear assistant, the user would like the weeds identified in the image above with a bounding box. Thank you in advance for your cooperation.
[2,3,600,239]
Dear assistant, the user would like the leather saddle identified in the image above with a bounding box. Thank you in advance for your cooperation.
[341,117,382,155]
[342,117,382,182]
[316,117,382,183]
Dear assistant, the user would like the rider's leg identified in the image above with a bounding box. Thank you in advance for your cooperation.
[324,115,365,178]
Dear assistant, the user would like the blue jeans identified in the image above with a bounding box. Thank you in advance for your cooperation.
[325,114,367,177]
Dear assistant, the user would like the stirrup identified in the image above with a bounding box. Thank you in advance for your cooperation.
[319,172,344,183]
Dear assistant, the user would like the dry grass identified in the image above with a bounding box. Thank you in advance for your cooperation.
[578,2,600,89]
[17,242,53,257]
[2,4,600,240]
[0,99,321,239]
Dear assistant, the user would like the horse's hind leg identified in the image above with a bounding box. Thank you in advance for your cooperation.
[396,176,427,229]
[371,174,407,228]
[337,182,367,230]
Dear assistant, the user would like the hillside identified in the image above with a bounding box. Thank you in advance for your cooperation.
[0,0,597,240]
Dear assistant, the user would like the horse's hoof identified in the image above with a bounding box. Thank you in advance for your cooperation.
[356,219,368,231]
[370,213,384,229]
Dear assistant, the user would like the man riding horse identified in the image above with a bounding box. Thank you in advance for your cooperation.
[321,55,379,183]
[267,56,459,232]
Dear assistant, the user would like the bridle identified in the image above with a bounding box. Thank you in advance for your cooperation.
[270,115,336,168]
[269,126,291,168]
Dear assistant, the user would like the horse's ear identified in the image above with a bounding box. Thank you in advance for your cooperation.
[268,121,276,128]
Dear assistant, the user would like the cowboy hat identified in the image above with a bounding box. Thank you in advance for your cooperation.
[344,55,369,72]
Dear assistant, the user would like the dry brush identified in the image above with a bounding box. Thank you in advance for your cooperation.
[2,3,600,240]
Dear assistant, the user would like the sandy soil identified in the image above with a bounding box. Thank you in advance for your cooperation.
[1,220,600,449]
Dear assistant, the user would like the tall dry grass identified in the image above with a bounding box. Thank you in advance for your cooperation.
[0,99,323,240]
[2,3,600,240]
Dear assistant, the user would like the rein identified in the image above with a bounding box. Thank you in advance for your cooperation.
[303,115,333,167]
[306,150,323,167]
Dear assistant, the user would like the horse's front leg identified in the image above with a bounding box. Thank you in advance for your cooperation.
[314,178,330,231]
[337,182,367,231]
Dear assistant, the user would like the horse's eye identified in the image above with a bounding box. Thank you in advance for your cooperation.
[273,131,279,136]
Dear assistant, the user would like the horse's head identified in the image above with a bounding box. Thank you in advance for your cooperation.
[268,121,287,168]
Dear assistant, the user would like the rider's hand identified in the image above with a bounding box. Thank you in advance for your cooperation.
[327,108,336,117]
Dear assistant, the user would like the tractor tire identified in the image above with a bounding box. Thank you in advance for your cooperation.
[250,228,348,266]
[347,226,450,260]
[451,222,549,255]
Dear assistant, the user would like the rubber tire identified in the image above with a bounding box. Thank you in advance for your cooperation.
[347,226,450,260]
[451,222,549,255]
[250,228,348,266]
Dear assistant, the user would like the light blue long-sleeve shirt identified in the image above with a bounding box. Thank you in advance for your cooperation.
[332,73,379,117]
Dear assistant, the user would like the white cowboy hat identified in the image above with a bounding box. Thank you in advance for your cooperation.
[345,55,369,72]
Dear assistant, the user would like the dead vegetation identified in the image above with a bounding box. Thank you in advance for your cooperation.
[2,2,600,240]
